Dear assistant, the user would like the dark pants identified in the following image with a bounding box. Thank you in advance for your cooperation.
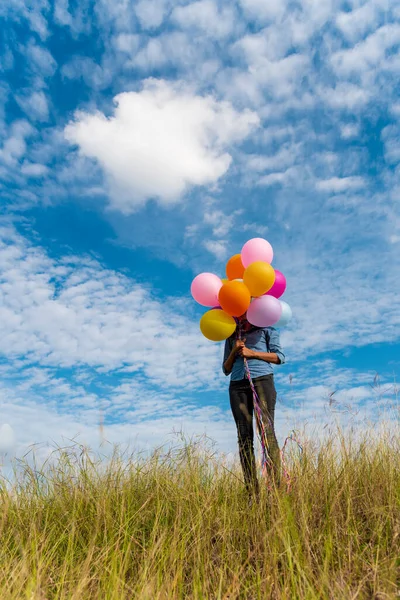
[229,374,281,494]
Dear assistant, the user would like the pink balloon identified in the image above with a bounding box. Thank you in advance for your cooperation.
[191,273,223,307]
[265,270,286,299]
[241,238,274,268]
[247,295,282,327]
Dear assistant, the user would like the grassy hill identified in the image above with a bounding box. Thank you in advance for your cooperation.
[0,425,399,599]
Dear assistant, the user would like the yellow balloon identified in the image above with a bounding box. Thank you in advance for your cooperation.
[243,261,275,297]
[200,309,236,342]
[221,278,229,284]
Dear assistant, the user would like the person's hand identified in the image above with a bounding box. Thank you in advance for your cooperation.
[238,346,256,359]
[232,339,246,354]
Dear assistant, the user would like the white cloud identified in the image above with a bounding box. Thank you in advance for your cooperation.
[0,424,15,454]
[331,24,400,77]
[234,27,292,63]
[316,176,366,192]
[132,37,170,70]
[16,90,49,121]
[203,239,228,260]
[20,162,49,177]
[390,103,400,117]
[258,167,299,187]
[239,0,287,23]
[242,222,269,236]
[381,124,400,165]
[336,0,387,43]
[233,45,310,101]
[203,207,244,238]
[318,83,370,110]
[246,144,302,173]
[0,225,223,390]
[172,0,236,38]
[94,0,136,33]
[64,79,259,213]
[135,0,168,29]
[340,123,359,139]
[0,0,49,40]
[61,56,113,90]
[0,45,14,72]
[25,41,57,77]
[53,0,92,35]
[54,0,73,28]
[0,120,35,166]
[131,32,202,71]
[114,33,140,54]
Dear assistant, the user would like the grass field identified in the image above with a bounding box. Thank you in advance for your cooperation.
[0,423,399,600]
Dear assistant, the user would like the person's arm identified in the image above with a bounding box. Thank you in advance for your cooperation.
[238,328,285,365]
[268,327,285,364]
[223,338,245,375]
[240,348,281,363]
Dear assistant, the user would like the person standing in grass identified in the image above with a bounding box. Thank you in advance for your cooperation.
[223,313,285,499]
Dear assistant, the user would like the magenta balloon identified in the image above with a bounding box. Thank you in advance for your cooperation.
[247,295,282,327]
[265,270,286,299]
[241,238,273,268]
[191,273,223,307]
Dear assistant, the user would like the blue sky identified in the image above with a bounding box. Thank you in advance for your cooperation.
[0,0,399,473]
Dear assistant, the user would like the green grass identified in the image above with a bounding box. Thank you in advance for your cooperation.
[0,424,399,599]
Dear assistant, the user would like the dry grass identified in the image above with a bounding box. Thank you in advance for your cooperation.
[0,423,399,599]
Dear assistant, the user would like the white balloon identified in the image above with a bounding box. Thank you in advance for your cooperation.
[275,301,292,327]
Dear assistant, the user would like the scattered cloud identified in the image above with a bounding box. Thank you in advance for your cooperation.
[0,224,223,390]
[258,167,299,187]
[0,423,15,454]
[316,176,366,193]
[203,239,228,260]
[131,33,193,70]
[335,1,386,43]
[16,90,49,122]
[114,33,140,54]
[0,120,35,166]
[172,0,237,39]
[61,56,113,90]
[0,0,50,41]
[203,208,244,238]
[331,24,400,77]
[20,162,49,177]
[318,82,371,110]
[135,0,169,29]
[246,145,302,173]
[1,0,400,471]
[239,0,287,23]
[340,123,360,139]
[24,40,57,78]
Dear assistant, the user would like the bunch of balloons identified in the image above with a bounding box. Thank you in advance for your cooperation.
[191,238,293,341]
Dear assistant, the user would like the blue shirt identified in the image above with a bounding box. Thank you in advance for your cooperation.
[222,326,285,381]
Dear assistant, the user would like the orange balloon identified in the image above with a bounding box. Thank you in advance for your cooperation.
[218,281,251,317]
[226,254,245,280]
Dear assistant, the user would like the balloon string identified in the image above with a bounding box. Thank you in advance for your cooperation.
[237,322,303,493]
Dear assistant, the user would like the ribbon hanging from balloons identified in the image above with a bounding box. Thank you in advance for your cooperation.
[237,319,303,492]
